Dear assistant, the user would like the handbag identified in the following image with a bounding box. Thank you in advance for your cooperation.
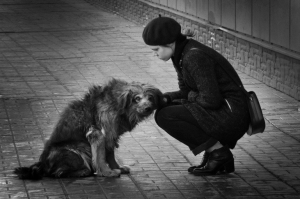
[219,66,266,135]
[189,48,265,135]
[244,91,265,135]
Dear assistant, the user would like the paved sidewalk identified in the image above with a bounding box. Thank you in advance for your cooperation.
[1,0,300,198]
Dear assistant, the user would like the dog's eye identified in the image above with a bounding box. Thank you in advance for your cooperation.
[135,96,141,102]
[148,96,153,101]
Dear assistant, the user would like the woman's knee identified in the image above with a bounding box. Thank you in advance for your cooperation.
[155,105,192,127]
[154,107,173,128]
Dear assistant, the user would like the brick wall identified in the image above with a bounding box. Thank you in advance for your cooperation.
[86,0,300,100]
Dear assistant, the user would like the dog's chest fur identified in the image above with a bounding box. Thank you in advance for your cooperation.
[85,82,141,149]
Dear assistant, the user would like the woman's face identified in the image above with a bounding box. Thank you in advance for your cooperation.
[149,43,175,61]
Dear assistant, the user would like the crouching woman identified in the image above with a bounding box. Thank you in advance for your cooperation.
[142,16,250,176]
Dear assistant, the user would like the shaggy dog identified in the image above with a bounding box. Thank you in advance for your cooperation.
[14,78,163,179]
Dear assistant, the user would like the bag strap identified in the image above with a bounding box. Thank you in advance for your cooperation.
[189,48,250,98]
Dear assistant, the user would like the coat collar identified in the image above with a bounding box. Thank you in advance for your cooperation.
[171,38,190,69]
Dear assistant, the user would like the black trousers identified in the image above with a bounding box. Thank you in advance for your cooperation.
[155,104,217,155]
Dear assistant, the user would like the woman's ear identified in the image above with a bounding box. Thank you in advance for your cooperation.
[166,42,176,52]
[156,91,165,109]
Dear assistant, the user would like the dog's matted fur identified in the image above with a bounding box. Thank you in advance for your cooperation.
[14,78,163,179]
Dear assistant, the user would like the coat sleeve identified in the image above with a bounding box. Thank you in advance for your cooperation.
[184,51,224,109]
[164,67,190,101]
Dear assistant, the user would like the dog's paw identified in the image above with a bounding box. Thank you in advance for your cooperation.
[102,169,121,177]
[113,169,122,176]
[94,171,104,177]
[54,170,64,178]
[120,165,130,174]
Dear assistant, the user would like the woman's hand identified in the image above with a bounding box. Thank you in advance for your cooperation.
[156,94,171,109]
[188,91,198,102]
[159,93,183,108]
[162,94,171,104]
[163,97,168,103]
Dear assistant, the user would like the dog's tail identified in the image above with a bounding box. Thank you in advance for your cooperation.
[14,162,44,180]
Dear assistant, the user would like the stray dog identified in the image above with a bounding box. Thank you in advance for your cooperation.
[14,78,163,179]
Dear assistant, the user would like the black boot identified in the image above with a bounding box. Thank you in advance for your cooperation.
[188,151,210,173]
[193,146,234,176]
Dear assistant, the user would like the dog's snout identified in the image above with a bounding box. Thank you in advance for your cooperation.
[144,107,152,112]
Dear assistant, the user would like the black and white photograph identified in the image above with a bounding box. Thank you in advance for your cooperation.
[0,0,299,198]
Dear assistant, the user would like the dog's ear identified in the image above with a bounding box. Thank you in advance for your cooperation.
[142,84,164,109]
[118,89,133,110]
[153,89,165,109]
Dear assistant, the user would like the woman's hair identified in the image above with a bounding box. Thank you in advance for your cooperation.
[182,28,196,38]
[160,29,195,47]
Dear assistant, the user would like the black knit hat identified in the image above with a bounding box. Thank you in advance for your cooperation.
[142,16,181,46]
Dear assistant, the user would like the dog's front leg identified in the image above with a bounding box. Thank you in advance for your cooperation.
[106,150,130,174]
[86,127,120,177]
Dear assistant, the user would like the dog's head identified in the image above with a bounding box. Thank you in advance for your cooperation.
[118,82,163,120]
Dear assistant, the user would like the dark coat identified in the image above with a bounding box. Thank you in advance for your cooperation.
[165,38,250,148]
